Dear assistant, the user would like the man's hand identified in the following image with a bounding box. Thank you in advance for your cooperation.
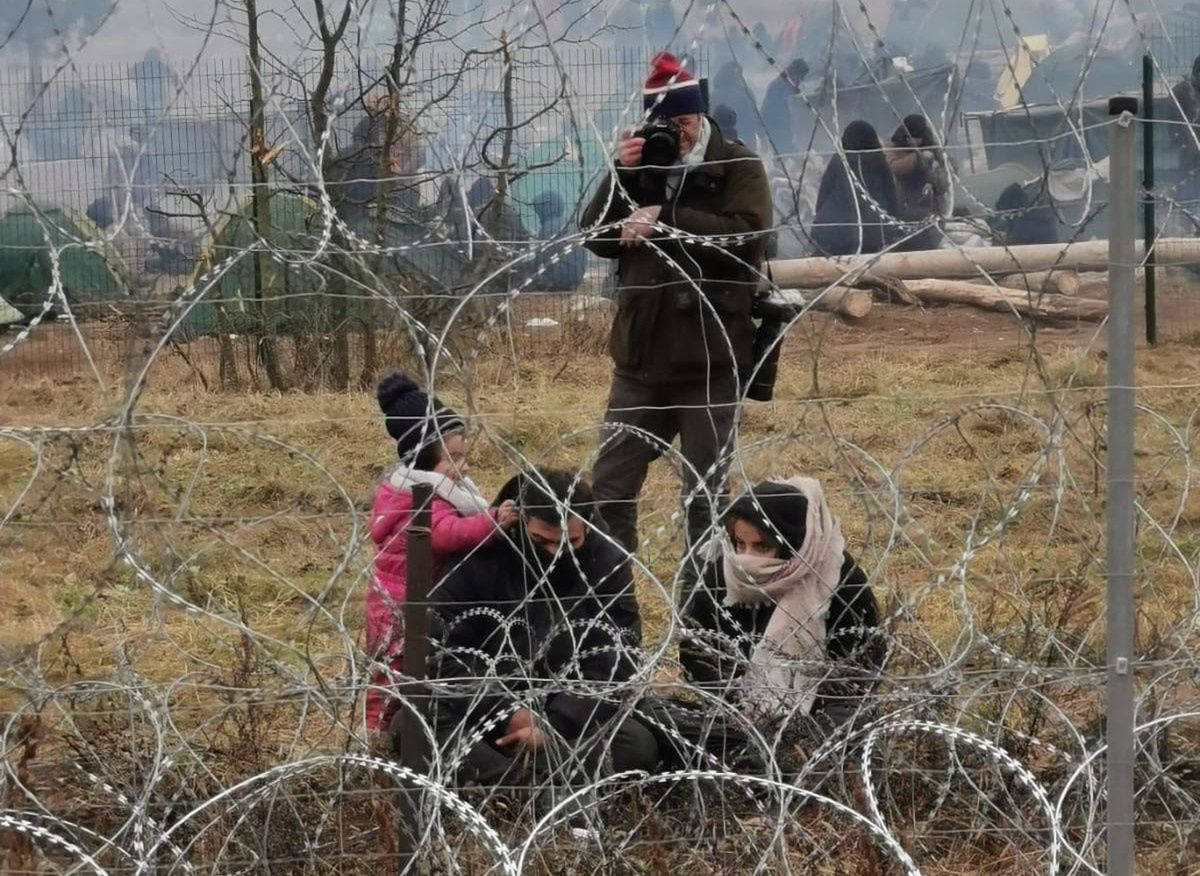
[496,708,546,754]
[617,130,645,168]
[496,500,519,530]
[620,205,661,247]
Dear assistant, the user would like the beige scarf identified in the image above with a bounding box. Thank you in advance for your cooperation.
[389,465,490,517]
[722,477,846,722]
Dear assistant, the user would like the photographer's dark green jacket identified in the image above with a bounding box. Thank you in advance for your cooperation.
[580,122,772,384]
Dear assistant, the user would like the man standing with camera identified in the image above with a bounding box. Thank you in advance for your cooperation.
[580,52,772,587]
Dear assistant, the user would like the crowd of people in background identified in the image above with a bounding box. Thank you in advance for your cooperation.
[324,25,1200,293]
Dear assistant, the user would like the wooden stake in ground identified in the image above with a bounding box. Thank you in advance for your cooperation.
[902,279,1108,322]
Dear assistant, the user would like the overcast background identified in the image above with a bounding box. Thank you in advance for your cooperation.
[0,0,1186,71]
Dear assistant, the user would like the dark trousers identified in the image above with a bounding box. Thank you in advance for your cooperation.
[591,371,739,594]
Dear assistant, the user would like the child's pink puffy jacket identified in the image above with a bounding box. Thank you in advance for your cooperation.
[364,480,500,652]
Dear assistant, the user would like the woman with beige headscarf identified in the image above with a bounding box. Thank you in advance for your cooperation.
[681,478,885,734]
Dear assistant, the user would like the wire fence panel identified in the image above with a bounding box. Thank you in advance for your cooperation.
[0,48,685,381]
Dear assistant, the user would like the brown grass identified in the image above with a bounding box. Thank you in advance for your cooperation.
[1,302,1198,871]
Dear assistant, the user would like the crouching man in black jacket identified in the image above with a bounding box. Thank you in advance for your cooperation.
[426,469,659,788]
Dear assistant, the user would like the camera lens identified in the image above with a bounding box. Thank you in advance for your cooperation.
[638,121,680,168]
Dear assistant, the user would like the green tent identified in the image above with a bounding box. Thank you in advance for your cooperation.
[179,191,463,341]
[179,192,333,340]
[510,93,631,228]
[0,205,126,318]
[1019,48,1137,107]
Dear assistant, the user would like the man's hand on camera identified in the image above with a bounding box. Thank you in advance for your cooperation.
[617,130,645,168]
[620,205,661,246]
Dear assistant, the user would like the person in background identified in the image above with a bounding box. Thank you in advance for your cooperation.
[339,98,425,215]
[364,372,518,738]
[761,57,810,156]
[811,120,899,256]
[529,190,587,291]
[711,60,762,147]
[1170,55,1200,209]
[711,104,740,144]
[681,478,884,737]
[886,114,952,251]
[467,177,531,245]
[991,181,1057,246]
[645,0,678,49]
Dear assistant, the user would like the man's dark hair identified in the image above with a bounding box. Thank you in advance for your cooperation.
[785,57,809,81]
[495,468,594,525]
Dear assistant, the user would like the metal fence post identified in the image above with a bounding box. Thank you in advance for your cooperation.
[1106,96,1138,876]
[401,480,433,769]
[397,480,433,870]
[1142,54,1158,346]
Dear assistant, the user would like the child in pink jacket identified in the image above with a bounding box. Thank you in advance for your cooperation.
[365,372,517,732]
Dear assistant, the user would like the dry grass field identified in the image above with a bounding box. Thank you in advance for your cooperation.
[1,298,1198,872]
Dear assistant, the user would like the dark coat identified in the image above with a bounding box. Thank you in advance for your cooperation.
[891,154,950,251]
[579,121,772,384]
[683,552,884,714]
[429,522,642,732]
[761,75,798,152]
[1171,77,1200,168]
[811,152,899,256]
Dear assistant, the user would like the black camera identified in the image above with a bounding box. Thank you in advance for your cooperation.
[746,295,801,402]
[637,119,681,168]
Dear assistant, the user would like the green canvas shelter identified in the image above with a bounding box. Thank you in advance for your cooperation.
[1019,48,1137,107]
[509,93,629,229]
[0,205,126,318]
[180,191,465,341]
[179,192,334,340]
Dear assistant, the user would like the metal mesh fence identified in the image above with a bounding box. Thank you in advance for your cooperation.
[0,47,695,381]
[6,35,1200,386]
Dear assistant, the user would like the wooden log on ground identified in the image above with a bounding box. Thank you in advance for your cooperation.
[765,238,1200,287]
[816,287,873,319]
[1077,269,1141,293]
[996,270,1081,296]
[781,286,872,319]
[903,279,1108,322]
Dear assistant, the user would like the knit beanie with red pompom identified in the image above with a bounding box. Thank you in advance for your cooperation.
[642,51,704,120]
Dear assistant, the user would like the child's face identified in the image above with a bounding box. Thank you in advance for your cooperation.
[433,432,468,480]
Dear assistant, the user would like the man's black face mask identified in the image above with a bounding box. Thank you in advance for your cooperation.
[521,514,587,575]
